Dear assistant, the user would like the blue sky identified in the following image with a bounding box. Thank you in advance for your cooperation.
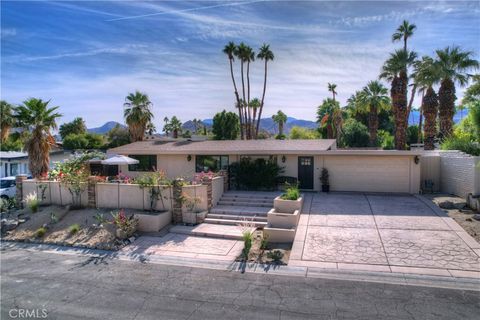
[1,1,479,128]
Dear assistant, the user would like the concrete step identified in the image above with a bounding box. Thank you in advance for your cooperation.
[217,200,273,207]
[222,192,280,200]
[207,213,268,222]
[210,206,270,216]
[204,218,268,228]
[169,223,255,240]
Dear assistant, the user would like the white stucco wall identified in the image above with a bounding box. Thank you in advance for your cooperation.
[439,151,480,199]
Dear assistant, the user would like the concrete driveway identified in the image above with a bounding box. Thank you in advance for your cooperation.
[290,193,480,278]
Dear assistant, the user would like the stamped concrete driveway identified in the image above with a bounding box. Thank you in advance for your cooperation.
[290,193,480,278]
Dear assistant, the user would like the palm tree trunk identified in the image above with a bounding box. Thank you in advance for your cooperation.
[279,122,284,137]
[423,87,438,150]
[368,105,378,147]
[240,61,247,140]
[392,72,408,150]
[229,59,243,139]
[256,60,268,138]
[438,78,455,140]
[1,125,11,143]
[246,61,252,139]
[406,83,417,124]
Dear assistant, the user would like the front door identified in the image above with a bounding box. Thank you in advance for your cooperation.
[298,156,314,189]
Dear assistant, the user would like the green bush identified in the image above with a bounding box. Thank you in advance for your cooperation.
[378,130,395,150]
[280,183,300,200]
[242,230,253,259]
[289,126,319,139]
[407,125,420,145]
[35,227,47,238]
[69,223,81,234]
[341,119,369,147]
[441,135,480,156]
[267,250,284,262]
[229,157,283,190]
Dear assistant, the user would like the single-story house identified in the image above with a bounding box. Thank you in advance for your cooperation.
[0,150,74,178]
[108,139,422,194]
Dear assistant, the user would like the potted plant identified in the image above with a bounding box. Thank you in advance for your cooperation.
[320,168,330,192]
[180,192,206,224]
[273,183,303,213]
[111,209,138,239]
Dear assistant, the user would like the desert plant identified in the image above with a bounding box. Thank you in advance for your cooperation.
[93,212,108,226]
[25,192,39,213]
[267,250,284,262]
[111,209,138,237]
[0,197,16,213]
[280,183,300,200]
[135,170,171,211]
[69,223,81,234]
[260,233,269,250]
[50,212,58,224]
[180,192,202,212]
[35,227,47,238]
[238,218,255,259]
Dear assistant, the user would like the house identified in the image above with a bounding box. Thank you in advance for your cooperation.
[108,139,422,193]
[0,150,74,178]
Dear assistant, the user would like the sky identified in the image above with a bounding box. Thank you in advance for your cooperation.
[1,1,479,128]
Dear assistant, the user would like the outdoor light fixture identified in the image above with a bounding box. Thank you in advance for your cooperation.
[187,155,192,162]
[282,155,286,163]
[414,156,420,164]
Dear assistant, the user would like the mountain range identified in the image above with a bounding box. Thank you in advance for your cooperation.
[87,111,468,135]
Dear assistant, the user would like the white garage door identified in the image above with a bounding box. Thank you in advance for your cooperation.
[324,156,411,193]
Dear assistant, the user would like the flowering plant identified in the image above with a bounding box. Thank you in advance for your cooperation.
[193,171,216,185]
[111,209,138,236]
[116,173,132,184]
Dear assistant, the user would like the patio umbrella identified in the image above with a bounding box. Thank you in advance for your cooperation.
[101,155,139,165]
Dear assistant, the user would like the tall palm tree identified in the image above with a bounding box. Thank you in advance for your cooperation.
[249,98,261,136]
[256,44,274,138]
[245,46,255,139]
[123,91,154,142]
[392,20,416,51]
[435,46,479,139]
[358,81,390,146]
[328,83,338,101]
[16,98,62,178]
[272,110,287,137]
[163,116,182,139]
[0,100,16,143]
[380,49,417,149]
[223,42,243,139]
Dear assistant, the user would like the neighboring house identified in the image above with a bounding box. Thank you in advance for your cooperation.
[108,139,421,193]
[0,150,74,178]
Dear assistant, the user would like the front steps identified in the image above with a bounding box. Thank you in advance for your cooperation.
[169,223,254,240]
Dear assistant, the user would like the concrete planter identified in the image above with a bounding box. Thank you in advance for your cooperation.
[135,211,172,232]
[264,226,296,243]
[267,209,300,229]
[274,196,303,214]
[182,211,208,225]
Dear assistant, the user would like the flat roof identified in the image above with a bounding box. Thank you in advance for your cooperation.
[108,139,422,156]
[0,151,28,160]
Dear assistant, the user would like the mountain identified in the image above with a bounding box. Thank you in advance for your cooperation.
[87,121,125,134]
[201,117,317,134]
[408,110,468,126]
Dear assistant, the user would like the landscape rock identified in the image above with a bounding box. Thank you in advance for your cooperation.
[438,201,456,209]
[1,219,18,232]
[473,214,480,221]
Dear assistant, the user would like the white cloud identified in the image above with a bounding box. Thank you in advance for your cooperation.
[1,28,17,38]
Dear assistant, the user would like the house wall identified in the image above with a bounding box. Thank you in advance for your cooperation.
[120,154,195,180]
[439,151,480,199]
[0,159,29,178]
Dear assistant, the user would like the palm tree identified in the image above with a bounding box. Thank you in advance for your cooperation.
[380,49,417,149]
[328,83,338,101]
[249,98,261,136]
[392,20,416,51]
[358,81,390,146]
[435,46,479,139]
[223,42,243,139]
[256,44,274,138]
[163,116,182,139]
[272,110,287,138]
[123,91,154,142]
[16,98,62,178]
[0,100,16,143]
[245,46,255,139]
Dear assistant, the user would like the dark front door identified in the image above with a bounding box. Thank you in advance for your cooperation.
[298,156,314,189]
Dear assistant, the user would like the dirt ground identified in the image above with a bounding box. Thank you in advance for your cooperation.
[425,194,480,242]
[2,205,131,250]
[237,230,291,264]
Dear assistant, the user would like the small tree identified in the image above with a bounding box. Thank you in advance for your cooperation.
[59,117,87,140]
[341,119,369,148]
[212,110,240,140]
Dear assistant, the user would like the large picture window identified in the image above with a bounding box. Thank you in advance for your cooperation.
[195,155,229,172]
[128,155,157,172]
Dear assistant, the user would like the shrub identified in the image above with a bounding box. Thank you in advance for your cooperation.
[320,168,329,186]
[25,192,39,213]
[289,126,319,139]
[229,157,283,190]
[341,119,369,148]
[69,223,81,234]
[111,209,138,236]
[242,230,253,259]
[35,227,47,238]
[267,250,284,262]
[378,130,395,150]
[135,170,171,211]
[441,135,480,156]
[260,233,269,250]
[407,125,420,145]
[280,183,300,200]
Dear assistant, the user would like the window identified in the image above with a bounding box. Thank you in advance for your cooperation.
[0,179,15,188]
[128,155,157,172]
[10,163,18,176]
[195,155,229,172]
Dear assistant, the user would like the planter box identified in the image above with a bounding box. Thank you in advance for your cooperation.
[264,225,296,243]
[135,211,172,232]
[274,196,303,214]
[182,211,208,225]
[267,209,300,229]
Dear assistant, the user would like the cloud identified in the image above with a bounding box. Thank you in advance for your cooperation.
[1,28,16,38]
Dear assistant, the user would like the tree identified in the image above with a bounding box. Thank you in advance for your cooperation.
[358,81,390,146]
[58,117,86,139]
[62,134,89,150]
[392,20,416,52]
[435,46,479,139]
[212,110,240,140]
[328,83,337,101]
[462,74,480,105]
[163,116,182,138]
[0,100,16,143]
[272,110,287,139]
[16,98,62,178]
[124,91,154,142]
[106,124,131,148]
[223,42,243,139]
[341,118,370,148]
[289,126,319,139]
[256,44,274,138]
[380,49,417,149]
[317,98,341,139]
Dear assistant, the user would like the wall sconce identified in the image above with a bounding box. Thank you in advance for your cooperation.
[414,156,420,164]
[187,155,192,162]
[281,155,286,163]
